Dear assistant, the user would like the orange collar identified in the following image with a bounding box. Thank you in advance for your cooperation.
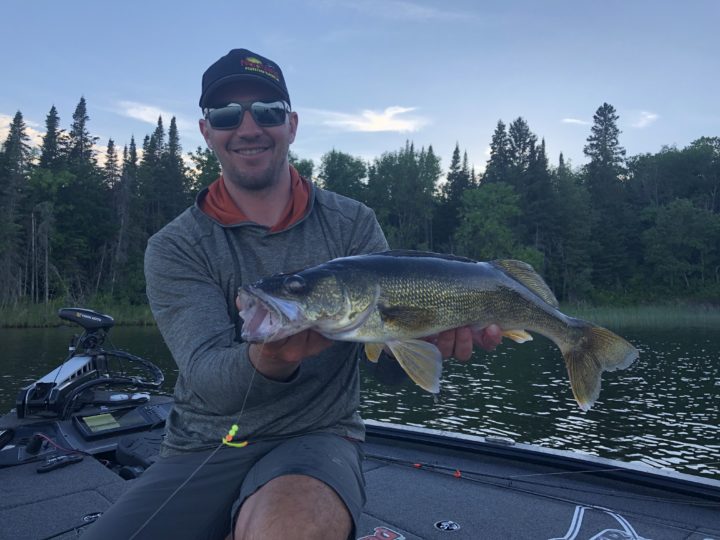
[200,166,310,232]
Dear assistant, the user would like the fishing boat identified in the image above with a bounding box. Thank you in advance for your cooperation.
[1,309,718,539]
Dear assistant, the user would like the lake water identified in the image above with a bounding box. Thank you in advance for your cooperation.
[1,324,718,480]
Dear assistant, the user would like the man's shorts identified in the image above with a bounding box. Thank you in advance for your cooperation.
[82,432,366,540]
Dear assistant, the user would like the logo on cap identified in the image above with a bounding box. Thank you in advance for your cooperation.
[241,57,281,83]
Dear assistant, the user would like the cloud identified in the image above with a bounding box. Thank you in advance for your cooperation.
[630,111,659,128]
[561,118,591,126]
[116,101,196,131]
[307,106,429,132]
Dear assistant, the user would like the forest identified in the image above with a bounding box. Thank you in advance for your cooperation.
[0,99,718,311]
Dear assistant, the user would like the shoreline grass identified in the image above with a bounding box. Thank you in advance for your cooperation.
[564,304,720,329]
[0,301,155,328]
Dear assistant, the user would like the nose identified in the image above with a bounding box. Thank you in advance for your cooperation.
[233,109,263,136]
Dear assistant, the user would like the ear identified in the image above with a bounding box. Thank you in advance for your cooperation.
[288,111,299,144]
[199,118,212,149]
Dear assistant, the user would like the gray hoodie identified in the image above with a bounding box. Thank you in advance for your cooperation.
[145,182,388,456]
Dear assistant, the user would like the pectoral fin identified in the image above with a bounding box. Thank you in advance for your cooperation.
[364,343,385,363]
[502,329,533,343]
[386,339,443,394]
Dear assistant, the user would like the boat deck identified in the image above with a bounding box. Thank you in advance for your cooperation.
[1,421,718,540]
[360,422,719,539]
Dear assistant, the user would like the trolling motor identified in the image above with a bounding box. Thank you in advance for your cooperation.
[15,308,164,420]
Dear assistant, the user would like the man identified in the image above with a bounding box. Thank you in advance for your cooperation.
[85,49,502,540]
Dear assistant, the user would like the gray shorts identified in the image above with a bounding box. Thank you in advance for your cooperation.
[82,433,365,540]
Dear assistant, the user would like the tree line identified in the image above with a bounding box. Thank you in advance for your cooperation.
[0,99,718,309]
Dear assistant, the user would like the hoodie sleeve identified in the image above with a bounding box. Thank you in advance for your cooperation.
[144,231,259,416]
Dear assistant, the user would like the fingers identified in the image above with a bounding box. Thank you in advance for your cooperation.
[472,324,503,351]
[435,327,474,361]
[424,324,504,363]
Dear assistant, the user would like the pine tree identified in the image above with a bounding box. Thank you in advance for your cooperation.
[583,103,632,290]
[523,138,556,252]
[507,117,537,182]
[67,97,98,168]
[39,105,65,171]
[138,117,167,235]
[51,98,111,299]
[548,155,593,300]
[584,103,626,175]
[419,145,442,250]
[163,117,189,219]
[111,139,138,298]
[483,120,511,184]
[104,139,121,188]
[434,143,471,251]
[0,112,32,304]
[29,106,66,303]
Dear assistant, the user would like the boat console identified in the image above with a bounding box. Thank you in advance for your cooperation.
[1,308,171,470]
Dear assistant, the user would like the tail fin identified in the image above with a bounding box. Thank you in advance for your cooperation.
[561,324,638,410]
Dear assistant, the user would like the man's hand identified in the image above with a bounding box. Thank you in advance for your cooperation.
[426,324,503,361]
[247,331,333,381]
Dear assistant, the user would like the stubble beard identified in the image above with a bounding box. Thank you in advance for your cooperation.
[226,163,282,192]
[221,143,290,193]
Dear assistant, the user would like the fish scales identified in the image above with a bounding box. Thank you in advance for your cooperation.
[354,255,566,341]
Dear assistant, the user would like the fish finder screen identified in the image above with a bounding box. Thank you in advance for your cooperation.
[81,413,121,432]
[78,409,146,434]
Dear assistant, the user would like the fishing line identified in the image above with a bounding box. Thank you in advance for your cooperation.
[127,335,273,540]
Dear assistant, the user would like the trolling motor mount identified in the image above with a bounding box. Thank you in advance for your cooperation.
[58,308,115,332]
[15,308,164,420]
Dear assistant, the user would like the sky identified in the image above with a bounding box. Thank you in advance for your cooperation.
[2,0,718,176]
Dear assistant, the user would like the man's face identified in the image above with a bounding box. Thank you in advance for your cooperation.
[199,81,298,192]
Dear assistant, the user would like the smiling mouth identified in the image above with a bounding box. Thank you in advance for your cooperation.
[232,147,269,156]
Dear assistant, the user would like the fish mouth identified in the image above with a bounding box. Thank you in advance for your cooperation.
[238,287,309,342]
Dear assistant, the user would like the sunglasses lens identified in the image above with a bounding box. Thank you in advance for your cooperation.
[206,101,288,129]
[251,102,288,126]
[207,106,243,129]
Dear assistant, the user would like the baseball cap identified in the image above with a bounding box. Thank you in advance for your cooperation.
[199,49,290,108]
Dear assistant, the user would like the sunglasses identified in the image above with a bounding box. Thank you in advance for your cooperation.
[203,100,290,130]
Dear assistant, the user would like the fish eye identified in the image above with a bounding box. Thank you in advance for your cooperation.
[283,275,307,295]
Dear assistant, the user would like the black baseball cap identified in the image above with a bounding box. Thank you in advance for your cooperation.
[199,49,291,109]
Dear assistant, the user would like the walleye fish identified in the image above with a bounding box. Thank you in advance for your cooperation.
[238,250,638,410]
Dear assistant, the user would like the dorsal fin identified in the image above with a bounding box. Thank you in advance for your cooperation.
[491,259,559,308]
[374,250,477,264]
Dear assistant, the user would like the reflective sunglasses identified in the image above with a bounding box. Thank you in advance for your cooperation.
[203,100,290,130]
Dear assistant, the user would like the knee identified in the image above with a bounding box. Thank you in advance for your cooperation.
[234,474,351,540]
